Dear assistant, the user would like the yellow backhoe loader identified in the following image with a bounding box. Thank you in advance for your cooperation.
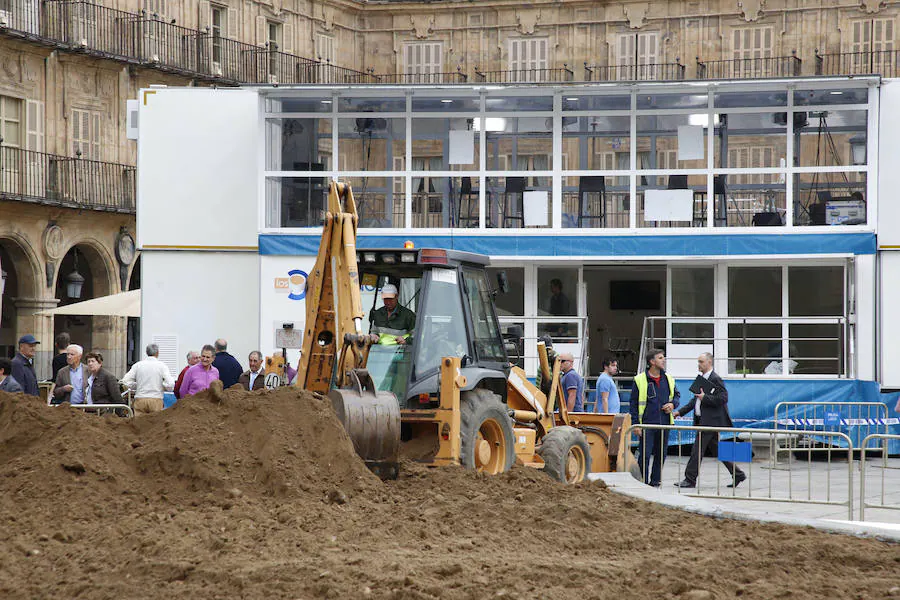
[296,181,634,483]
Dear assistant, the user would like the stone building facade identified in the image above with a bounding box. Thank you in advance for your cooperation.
[1,0,896,378]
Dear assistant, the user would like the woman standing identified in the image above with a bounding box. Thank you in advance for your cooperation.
[84,352,122,405]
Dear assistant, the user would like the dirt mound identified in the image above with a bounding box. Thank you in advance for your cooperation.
[0,388,897,600]
[0,386,379,506]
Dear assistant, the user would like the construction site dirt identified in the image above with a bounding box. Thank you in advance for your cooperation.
[0,386,897,600]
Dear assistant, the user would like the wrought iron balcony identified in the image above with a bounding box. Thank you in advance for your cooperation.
[0,146,135,214]
[370,69,468,84]
[584,61,685,82]
[0,0,372,84]
[815,49,900,77]
[473,65,575,83]
[696,53,802,79]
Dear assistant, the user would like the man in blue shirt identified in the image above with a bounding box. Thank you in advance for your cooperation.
[53,344,89,405]
[595,357,621,413]
[559,352,584,412]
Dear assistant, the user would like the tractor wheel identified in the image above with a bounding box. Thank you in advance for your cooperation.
[538,426,593,484]
[459,388,516,474]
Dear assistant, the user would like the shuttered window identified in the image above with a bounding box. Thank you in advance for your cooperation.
[143,0,166,17]
[733,27,774,60]
[849,19,895,74]
[616,33,659,80]
[316,34,335,63]
[26,99,43,152]
[0,95,23,148]
[403,42,443,82]
[728,146,775,184]
[508,38,549,82]
[71,108,100,160]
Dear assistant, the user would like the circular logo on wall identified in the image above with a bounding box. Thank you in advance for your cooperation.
[287,269,308,301]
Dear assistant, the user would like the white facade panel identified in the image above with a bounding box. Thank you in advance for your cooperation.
[878,79,900,246]
[141,251,259,374]
[258,255,316,362]
[879,252,900,388]
[855,254,876,381]
[137,88,259,249]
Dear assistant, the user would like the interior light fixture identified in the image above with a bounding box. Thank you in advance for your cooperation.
[441,99,453,103]
[566,97,579,101]
[472,117,507,132]
[688,113,720,128]
[321,99,332,104]
[830,91,844,95]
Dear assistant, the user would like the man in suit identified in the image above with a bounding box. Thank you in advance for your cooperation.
[212,339,243,389]
[673,352,746,489]
[53,344,90,405]
[238,351,266,391]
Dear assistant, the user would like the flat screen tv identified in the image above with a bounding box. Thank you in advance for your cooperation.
[609,280,661,311]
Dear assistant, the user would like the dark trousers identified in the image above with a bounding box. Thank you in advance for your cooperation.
[639,429,669,486]
[684,431,744,484]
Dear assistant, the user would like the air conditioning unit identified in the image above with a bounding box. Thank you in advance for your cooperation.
[267,74,278,84]
[0,10,11,27]
[212,62,223,77]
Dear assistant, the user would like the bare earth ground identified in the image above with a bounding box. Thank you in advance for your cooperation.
[0,386,898,600]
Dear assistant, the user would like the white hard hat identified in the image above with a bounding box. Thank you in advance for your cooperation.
[381,284,398,298]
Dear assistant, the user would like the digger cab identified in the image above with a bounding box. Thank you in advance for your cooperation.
[357,247,510,409]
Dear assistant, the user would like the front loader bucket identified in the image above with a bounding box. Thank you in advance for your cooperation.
[329,370,401,480]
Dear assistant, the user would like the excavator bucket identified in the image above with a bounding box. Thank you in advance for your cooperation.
[328,369,401,480]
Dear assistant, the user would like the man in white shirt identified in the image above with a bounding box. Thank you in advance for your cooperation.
[121,343,175,415]
[238,351,266,391]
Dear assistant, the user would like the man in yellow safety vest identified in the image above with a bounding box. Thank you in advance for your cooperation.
[629,348,680,487]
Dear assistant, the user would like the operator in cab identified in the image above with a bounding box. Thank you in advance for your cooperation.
[369,284,416,345]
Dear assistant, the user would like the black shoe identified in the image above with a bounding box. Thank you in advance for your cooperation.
[649,482,661,488]
[727,472,747,488]
[674,479,696,489]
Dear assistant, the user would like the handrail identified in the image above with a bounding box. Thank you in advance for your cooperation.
[859,433,900,520]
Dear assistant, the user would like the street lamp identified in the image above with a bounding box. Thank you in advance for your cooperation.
[849,135,867,166]
[65,249,85,299]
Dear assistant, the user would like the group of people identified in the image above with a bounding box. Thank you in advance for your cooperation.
[0,333,281,417]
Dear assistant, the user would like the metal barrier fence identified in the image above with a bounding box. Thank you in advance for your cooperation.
[859,434,900,521]
[624,423,855,519]
[69,403,134,418]
[773,402,894,461]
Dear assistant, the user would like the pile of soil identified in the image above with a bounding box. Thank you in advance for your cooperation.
[0,386,897,600]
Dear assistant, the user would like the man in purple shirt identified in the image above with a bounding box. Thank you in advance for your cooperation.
[179,344,220,397]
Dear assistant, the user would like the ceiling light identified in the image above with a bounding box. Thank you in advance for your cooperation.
[688,113,720,127]
[830,91,844,95]
[321,99,332,104]
[566,97,579,101]
[472,117,507,132]
[441,99,453,103]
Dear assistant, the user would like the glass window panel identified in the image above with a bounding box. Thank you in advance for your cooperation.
[337,118,406,171]
[485,117,553,172]
[562,175,630,229]
[264,176,328,227]
[706,174,786,228]
[265,118,332,171]
[485,175,551,229]
[794,172,866,226]
[713,112,787,171]
[636,114,707,169]
[414,273,469,378]
[562,95,631,111]
[789,266,844,316]
[637,93,708,110]
[537,267,577,317]
[797,110,867,167]
[338,96,406,112]
[461,269,507,363]
[487,267,525,316]
[410,176,479,228]
[788,323,843,375]
[561,115,631,170]
[727,322,783,374]
[411,119,479,172]
[671,268,714,317]
[714,91,788,108]
[793,88,868,106]
[728,267,782,316]
[412,96,480,112]
[265,97,334,113]
[344,175,402,228]
[672,322,715,344]
[498,321,526,369]
[484,95,553,112]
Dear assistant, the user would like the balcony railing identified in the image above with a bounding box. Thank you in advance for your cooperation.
[372,70,468,84]
[0,0,372,84]
[697,53,802,79]
[474,65,575,83]
[815,49,900,77]
[584,61,686,81]
[0,146,135,213]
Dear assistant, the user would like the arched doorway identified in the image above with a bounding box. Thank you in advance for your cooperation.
[0,236,40,360]
[53,242,118,373]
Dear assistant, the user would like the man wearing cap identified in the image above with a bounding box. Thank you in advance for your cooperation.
[369,284,416,345]
[11,334,41,397]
